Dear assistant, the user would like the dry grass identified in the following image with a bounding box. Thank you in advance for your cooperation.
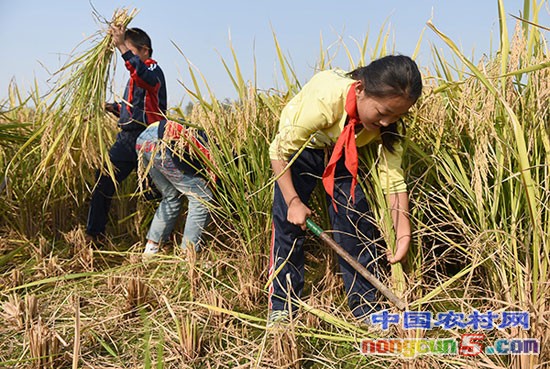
[1,2,549,368]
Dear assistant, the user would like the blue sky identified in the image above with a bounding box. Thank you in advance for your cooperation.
[1,1,548,106]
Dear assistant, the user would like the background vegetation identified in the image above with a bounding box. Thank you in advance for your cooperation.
[0,1,548,368]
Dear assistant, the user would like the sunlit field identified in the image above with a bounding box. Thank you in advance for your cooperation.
[1,2,548,368]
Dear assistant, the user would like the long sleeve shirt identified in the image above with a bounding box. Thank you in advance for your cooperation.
[269,69,407,194]
[117,51,167,131]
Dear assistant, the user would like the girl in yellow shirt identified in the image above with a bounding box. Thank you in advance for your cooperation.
[268,55,422,324]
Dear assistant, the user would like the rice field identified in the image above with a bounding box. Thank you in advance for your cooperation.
[0,2,549,368]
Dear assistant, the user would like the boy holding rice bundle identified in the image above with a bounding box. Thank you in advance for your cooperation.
[86,25,167,242]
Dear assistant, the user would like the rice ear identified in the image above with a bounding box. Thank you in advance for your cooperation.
[21,8,138,194]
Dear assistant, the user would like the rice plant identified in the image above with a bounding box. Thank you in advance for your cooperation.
[11,8,138,194]
[0,1,548,368]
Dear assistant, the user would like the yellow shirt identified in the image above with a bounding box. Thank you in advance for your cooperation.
[269,69,407,194]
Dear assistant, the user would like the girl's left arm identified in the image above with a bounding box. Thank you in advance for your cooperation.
[387,191,411,264]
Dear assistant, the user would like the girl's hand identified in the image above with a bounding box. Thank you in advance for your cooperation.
[286,197,311,230]
[386,243,409,264]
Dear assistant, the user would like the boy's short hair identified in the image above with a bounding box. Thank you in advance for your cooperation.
[125,27,153,56]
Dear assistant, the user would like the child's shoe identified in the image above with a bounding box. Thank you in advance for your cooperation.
[267,310,290,328]
[143,241,159,260]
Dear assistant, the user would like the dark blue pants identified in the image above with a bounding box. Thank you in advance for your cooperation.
[86,131,140,236]
[268,148,380,319]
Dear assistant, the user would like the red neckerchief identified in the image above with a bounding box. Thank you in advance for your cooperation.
[322,82,362,211]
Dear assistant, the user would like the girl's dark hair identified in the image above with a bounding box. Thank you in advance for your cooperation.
[348,55,422,152]
[124,27,153,56]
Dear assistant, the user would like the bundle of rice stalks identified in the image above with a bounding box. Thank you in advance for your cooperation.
[9,269,23,289]
[27,317,62,369]
[19,8,138,191]
[63,228,94,271]
[124,274,150,312]
[1,293,38,330]
[178,314,203,360]
[198,288,228,328]
[269,328,301,369]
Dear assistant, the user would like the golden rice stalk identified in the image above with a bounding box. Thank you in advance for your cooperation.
[10,269,23,289]
[24,294,39,329]
[28,317,62,369]
[178,314,202,360]
[235,258,263,310]
[64,228,94,271]
[124,275,150,311]
[71,295,80,369]
[184,247,201,299]
[38,255,64,279]
[1,293,25,329]
[107,274,122,293]
[22,8,138,190]
[161,295,198,360]
[198,288,228,328]
[32,235,51,261]
[269,328,301,369]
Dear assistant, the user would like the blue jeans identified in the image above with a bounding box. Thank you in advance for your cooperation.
[137,126,213,250]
